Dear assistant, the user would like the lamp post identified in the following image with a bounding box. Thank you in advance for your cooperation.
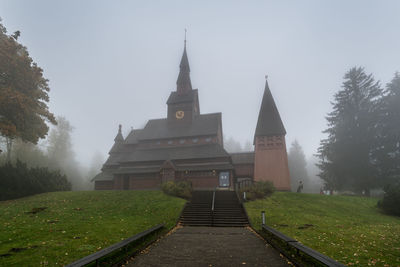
[261,211,266,226]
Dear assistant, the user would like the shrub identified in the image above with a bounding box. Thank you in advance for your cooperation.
[240,181,275,201]
[0,161,71,201]
[378,182,400,216]
[161,181,192,199]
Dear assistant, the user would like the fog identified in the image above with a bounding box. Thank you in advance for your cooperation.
[1,0,399,167]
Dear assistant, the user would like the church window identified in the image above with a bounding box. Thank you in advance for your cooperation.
[192,138,199,143]
[179,139,186,144]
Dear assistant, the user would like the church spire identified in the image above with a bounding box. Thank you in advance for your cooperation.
[109,124,124,154]
[176,31,192,94]
[114,124,124,142]
[254,77,286,139]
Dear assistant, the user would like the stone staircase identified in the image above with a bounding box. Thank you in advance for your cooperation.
[180,190,249,227]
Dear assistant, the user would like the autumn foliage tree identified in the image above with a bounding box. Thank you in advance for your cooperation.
[0,19,56,161]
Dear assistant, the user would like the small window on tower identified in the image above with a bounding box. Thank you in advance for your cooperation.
[192,138,199,143]
[179,139,186,144]
[205,137,211,142]
[156,141,161,145]
[167,140,173,145]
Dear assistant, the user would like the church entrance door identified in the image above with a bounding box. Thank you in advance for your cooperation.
[219,172,230,187]
[162,169,175,183]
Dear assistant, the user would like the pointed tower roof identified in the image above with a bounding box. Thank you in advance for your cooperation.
[254,78,286,139]
[176,40,192,94]
[109,124,124,153]
[114,124,124,142]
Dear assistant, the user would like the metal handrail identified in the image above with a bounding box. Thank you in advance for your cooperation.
[66,224,164,267]
[211,190,216,212]
[211,190,216,226]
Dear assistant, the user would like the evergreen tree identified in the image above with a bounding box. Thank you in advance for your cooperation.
[374,72,400,185]
[317,67,382,195]
[46,116,84,190]
[288,140,309,192]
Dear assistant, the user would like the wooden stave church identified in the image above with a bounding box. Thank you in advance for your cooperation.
[93,42,291,191]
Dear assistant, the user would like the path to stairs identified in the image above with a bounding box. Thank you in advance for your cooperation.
[180,191,249,227]
[127,226,290,267]
[128,191,289,266]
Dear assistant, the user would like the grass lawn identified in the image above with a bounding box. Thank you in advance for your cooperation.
[0,190,185,266]
[245,192,400,266]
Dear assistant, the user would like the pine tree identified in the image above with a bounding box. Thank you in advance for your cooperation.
[288,140,309,192]
[317,67,382,195]
[374,72,400,185]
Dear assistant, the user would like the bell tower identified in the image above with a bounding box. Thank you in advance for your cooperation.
[253,78,291,191]
[167,38,200,124]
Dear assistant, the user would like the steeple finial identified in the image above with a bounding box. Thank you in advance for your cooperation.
[184,28,187,48]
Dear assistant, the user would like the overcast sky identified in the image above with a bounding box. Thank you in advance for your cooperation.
[1,0,399,165]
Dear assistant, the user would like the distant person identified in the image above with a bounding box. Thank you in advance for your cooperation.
[296,180,303,193]
[320,187,324,195]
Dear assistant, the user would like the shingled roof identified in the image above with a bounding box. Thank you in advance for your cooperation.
[103,152,126,166]
[120,143,230,163]
[138,113,221,141]
[230,152,255,164]
[91,170,114,181]
[254,79,286,139]
[124,129,143,145]
[174,163,234,171]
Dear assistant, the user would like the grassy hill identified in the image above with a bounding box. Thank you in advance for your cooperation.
[245,192,400,266]
[0,190,185,266]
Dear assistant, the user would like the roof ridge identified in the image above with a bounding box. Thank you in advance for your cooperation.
[229,151,254,155]
[199,112,221,116]
[136,143,221,151]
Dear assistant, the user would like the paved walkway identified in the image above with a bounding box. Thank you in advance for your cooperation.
[127,227,290,267]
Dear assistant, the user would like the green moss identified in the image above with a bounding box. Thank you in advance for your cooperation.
[0,190,185,266]
[245,192,400,266]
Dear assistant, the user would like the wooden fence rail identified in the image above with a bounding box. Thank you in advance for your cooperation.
[66,224,164,267]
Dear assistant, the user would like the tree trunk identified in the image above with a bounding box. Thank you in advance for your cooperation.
[5,137,13,163]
